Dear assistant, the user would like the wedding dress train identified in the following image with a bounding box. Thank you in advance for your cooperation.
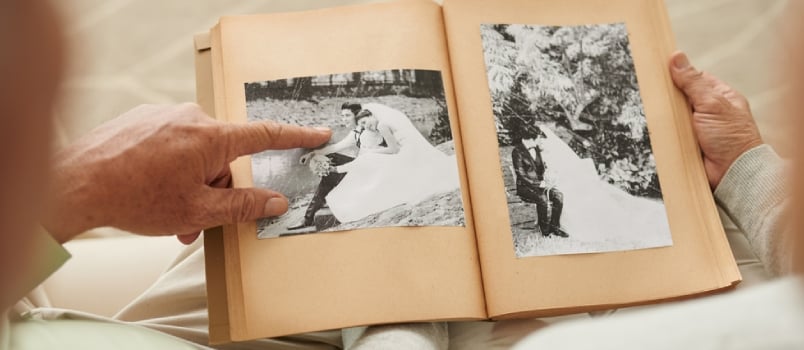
[538,126,672,252]
[326,103,461,223]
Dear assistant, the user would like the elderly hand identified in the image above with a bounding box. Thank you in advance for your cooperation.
[669,51,763,189]
[43,103,331,244]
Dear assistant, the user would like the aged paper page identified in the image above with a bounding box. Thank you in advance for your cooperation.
[443,0,739,318]
[212,0,484,341]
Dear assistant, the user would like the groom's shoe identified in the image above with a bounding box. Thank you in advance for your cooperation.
[551,227,569,238]
[287,221,314,230]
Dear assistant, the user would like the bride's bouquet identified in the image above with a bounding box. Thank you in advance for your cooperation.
[308,154,333,177]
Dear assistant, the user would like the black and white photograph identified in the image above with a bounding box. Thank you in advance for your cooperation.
[480,23,673,257]
[245,69,465,239]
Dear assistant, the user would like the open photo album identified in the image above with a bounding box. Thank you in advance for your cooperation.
[194,0,741,343]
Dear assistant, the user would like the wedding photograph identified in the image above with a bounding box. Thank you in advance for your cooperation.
[244,69,465,239]
[480,23,673,257]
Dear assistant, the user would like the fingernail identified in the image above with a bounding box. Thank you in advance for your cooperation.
[313,126,331,132]
[264,196,287,216]
[673,53,690,69]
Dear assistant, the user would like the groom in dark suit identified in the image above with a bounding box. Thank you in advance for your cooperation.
[286,102,362,230]
[511,124,569,238]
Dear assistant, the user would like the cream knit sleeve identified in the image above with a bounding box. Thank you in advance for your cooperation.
[714,144,792,276]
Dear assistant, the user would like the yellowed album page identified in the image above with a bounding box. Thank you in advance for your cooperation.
[443,0,740,318]
[193,33,235,343]
[210,0,484,341]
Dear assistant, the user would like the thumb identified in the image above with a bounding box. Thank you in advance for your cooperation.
[670,51,737,114]
[202,187,289,225]
[669,51,704,93]
[669,51,719,104]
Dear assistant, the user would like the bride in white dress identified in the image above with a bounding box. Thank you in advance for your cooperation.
[325,103,461,223]
[537,126,672,253]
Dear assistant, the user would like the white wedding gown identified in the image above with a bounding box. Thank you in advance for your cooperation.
[325,103,461,223]
[538,126,672,251]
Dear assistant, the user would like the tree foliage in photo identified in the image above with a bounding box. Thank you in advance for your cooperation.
[481,23,662,198]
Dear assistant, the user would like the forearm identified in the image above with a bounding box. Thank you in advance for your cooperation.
[43,149,105,243]
[513,165,543,191]
[714,144,792,276]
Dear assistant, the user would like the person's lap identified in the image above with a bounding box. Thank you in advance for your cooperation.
[52,205,771,350]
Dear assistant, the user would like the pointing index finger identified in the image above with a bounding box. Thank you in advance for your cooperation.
[223,121,332,158]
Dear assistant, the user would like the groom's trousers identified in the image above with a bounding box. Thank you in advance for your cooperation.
[302,153,354,225]
[534,187,563,235]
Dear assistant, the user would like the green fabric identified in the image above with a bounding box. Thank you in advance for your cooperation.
[0,226,70,312]
[13,226,71,304]
[2,227,72,350]
[25,226,70,291]
[9,319,200,350]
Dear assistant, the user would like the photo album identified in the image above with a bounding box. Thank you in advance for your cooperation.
[194,0,741,343]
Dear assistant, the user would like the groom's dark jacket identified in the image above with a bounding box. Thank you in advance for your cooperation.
[511,141,546,202]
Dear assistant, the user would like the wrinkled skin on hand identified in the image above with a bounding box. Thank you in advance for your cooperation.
[44,103,331,244]
[669,51,763,189]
